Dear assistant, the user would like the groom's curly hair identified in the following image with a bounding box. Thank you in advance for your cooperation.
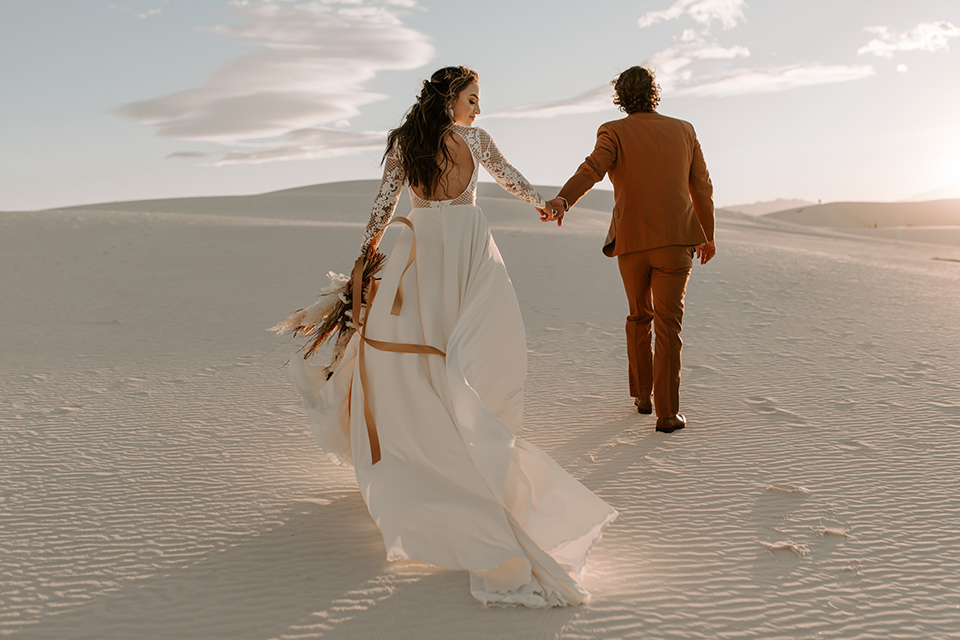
[613,66,661,114]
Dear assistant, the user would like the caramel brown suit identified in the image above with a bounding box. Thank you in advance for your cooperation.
[558,111,715,417]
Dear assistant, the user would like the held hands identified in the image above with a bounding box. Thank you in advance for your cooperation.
[695,240,717,265]
[537,197,567,226]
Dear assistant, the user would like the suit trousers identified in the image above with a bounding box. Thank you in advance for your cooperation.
[617,245,694,417]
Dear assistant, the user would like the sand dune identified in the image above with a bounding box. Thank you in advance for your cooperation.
[53,180,614,223]
[3,183,960,639]
[56,180,385,220]
[721,198,815,216]
[762,199,960,246]
[904,182,960,202]
[765,198,960,228]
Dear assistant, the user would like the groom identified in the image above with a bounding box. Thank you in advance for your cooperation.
[546,66,716,433]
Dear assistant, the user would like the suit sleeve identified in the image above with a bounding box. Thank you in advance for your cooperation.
[558,125,617,208]
[688,133,715,242]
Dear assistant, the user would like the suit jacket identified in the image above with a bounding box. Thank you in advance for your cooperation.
[558,111,715,257]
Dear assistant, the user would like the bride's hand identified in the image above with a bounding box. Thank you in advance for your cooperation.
[538,199,565,226]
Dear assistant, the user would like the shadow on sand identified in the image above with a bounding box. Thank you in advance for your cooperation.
[17,490,583,640]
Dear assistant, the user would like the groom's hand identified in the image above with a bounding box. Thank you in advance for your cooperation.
[538,202,560,223]
[538,207,558,223]
[541,198,567,226]
[695,240,716,265]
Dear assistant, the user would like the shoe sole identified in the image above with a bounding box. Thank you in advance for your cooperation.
[637,406,653,415]
[655,423,685,433]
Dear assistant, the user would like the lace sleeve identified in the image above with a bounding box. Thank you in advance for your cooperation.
[476,128,546,209]
[359,148,405,257]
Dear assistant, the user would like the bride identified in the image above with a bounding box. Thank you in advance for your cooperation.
[288,65,617,607]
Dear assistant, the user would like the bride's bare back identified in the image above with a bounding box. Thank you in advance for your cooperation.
[409,132,475,202]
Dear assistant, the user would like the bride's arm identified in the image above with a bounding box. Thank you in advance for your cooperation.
[476,128,547,210]
[359,148,405,257]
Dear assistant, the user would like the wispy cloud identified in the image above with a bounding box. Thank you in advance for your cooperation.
[638,0,747,31]
[649,30,873,97]
[215,127,387,164]
[648,32,750,89]
[858,21,960,58]
[117,0,433,163]
[485,85,615,119]
[166,151,212,160]
[673,64,875,97]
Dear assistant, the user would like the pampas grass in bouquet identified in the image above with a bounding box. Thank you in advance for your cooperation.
[270,247,386,375]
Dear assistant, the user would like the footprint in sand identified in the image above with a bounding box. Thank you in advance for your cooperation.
[765,485,810,495]
[864,372,913,386]
[687,363,719,374]
[758,539,810,557]
[835,440,875,453]
[745,397,807,426]
[753,484,851,566]
[51,406,83,415]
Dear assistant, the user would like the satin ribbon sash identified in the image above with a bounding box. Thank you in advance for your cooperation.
[352,216,445,464]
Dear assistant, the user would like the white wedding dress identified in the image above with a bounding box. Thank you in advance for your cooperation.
[289,124,617,607]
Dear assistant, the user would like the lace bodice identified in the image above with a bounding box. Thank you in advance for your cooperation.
[359,125,546,254]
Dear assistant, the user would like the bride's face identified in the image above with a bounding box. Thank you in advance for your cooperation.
[450,82,480,126]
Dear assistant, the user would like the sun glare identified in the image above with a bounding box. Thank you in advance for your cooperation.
[937,148,960,188]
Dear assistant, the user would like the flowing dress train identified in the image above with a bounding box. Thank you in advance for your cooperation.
[288,125,617,607]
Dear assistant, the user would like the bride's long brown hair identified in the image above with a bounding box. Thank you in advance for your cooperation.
[384,66,479,199]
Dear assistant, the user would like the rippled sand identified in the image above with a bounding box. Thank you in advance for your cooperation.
[2,184,960,639]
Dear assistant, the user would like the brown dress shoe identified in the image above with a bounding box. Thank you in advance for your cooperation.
[656,414,686,433]
[634,396,653,414]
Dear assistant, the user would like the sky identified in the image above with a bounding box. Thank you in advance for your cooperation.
[2,0,959,211]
